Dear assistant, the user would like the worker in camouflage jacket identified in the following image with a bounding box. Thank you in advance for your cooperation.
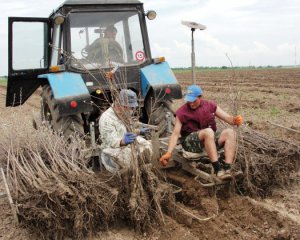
[99,89,152,173]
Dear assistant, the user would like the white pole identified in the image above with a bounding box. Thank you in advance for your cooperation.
[181,21,206,84]
[191,29,196,84]
[295,46,297,66]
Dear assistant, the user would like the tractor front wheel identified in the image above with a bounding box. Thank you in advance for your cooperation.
[41,85,85,139]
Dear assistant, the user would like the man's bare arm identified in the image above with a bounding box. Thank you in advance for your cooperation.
[215,106,235,125]
[167,117,182,153]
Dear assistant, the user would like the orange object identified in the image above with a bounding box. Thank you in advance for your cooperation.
[153,56,165,64]
[160,159,168,167]
[50,65,60,72]
[234,115,243,126]
[159,152,171,166]
[49,65,65,72]
[106,71,113,80]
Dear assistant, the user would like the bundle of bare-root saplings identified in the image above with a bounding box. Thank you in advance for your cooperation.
[234,125,300,197]
[2,126,175,239]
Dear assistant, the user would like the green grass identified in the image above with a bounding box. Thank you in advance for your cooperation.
[269,106,281,117]
[242,106,284,124]
[276,93,289,101]
[0,77,7,86]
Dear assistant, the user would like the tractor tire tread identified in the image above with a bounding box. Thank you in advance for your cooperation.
[41,84,84,139]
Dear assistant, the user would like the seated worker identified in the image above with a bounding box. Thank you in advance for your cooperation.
[85,25,123,64]
[159,85,243,180]
[99,89,152,173]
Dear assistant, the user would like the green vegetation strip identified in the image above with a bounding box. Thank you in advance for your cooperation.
[0,78,7,86]
[172,65,296,73]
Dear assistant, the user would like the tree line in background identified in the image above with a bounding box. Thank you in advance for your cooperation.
[1,64,299,80]
[172,65,300,72]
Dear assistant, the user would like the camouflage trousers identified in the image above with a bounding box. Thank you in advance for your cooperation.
[182,130,222,153]
[101,136,152,173]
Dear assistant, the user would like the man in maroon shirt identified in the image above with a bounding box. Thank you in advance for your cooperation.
[160,85,243,180]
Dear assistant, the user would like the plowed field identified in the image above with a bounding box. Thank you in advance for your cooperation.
[0,67,299,239]
[175,67,300,144]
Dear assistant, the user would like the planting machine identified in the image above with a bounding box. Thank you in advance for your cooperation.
[6,0,232,187]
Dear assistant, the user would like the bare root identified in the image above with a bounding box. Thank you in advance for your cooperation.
[234,125,300,197]
[119,146,175,232]
[1,121,175,238]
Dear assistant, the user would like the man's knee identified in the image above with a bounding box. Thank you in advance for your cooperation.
[222,128,236,139]
[219,128,236,145]
[199,128,215,140]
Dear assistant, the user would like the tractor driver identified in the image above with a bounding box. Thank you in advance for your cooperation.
[99,89,151,173]
[159,85,243,180]
[85,25,123,64]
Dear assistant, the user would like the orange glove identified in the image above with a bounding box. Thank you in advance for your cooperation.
[159,152,172,166]
[234,115,243,126]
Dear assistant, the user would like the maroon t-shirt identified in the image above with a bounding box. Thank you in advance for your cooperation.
[176,100,217,137]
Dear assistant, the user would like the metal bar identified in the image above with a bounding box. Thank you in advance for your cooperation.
[166,112,173,134]
[89,122,102,170]
[194,179,216,187]
[89,122,96,147]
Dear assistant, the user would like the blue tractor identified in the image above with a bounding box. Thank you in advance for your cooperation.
[7,0,182,140]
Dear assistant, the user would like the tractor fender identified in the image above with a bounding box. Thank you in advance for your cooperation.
[38,72,93,116]
[141,61,182,101]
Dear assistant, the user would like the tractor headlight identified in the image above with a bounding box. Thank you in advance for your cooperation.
[145,10,157,20]
[53,13,65,25]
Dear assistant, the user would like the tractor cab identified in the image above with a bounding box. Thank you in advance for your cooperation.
[7,0,158,106]
[7,0,182,139]
[67,10,148,69]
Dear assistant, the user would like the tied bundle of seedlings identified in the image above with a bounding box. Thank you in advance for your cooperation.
[106,85,175,232]
[235,125,300,197]
[119,144,175,232]
[2,124,119,239]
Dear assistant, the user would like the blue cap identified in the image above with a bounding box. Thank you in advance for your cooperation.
[119,89,138,107]
[185,85,203,102]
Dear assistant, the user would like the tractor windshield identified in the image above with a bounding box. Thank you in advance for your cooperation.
[68,11,147,70]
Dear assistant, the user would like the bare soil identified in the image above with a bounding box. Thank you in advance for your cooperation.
[176,68,300,144]
[0,67,300,239]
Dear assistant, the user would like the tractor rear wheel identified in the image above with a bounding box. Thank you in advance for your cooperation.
[145,97,174,137]
[41,85,85,139]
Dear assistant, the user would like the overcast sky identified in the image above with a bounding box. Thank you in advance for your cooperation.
[1,0,300,75]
